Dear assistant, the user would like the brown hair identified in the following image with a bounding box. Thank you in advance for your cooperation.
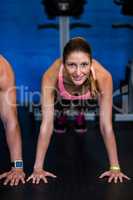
[63,37,99,98]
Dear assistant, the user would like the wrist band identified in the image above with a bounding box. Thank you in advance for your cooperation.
[11,160,23,169]
[110,165,120,171]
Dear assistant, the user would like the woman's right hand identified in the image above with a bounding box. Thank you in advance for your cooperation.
[27,169,57,184]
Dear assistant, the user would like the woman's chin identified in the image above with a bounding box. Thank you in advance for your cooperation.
[72,79,85,86]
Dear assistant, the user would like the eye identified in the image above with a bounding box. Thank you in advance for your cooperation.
[67,63,76,68]
[81,62,89,68]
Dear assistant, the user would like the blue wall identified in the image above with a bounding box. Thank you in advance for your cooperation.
[0,0,133,102]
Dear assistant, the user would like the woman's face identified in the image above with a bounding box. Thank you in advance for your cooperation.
[64,51,91,86]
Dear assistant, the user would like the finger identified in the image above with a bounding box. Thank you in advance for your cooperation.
[114,176,118,184]
[32,177,36,184]
[45,172,57,178]
[36,177,40,184]
[20,177,25,184]
[14,178,19,186]
[99,172,110,178]
[3,177,12,185]
[42,176,48,184]
[0,173,8,180]
[27,175,33,182]
[122,175,131,180]
[119,176,123,183]
[108,176,114,183]
[10,178,15,186]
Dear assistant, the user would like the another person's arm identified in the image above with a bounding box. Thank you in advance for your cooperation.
[97,68,130,183]
[0,56,25,186]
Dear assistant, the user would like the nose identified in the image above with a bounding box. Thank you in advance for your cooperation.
[75,66,81,76]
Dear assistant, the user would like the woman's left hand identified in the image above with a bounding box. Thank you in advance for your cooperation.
[99,170,130,183]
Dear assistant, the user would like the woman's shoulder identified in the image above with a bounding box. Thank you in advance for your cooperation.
[42,58,62,86]
[92,58,112,80]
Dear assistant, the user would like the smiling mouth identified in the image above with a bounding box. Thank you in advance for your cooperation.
[73,77,84,81]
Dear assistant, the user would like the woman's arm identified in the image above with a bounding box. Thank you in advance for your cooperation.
[27,59,61,184]
[98,72,130,183]
[34,76,55,170]
[34,59,61,170]
[98,74,119,166]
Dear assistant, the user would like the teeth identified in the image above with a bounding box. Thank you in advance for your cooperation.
[74,78,82,81]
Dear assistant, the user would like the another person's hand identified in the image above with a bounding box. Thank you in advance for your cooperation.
[99,170,130,183]
[27,169,57,184]
[0,168,25,186]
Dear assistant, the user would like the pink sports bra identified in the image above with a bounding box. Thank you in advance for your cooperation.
[57,64,96,100]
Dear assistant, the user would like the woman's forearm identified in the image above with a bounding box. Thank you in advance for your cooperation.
[101,129,120,167]
[34,124,53,170]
